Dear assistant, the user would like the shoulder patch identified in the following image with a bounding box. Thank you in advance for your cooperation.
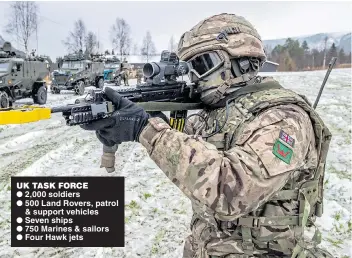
[273,139,293,164]
[279,129,295,147]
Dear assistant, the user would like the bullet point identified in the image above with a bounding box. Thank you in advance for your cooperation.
[16,226,23,232]
[16,191,23,198]
[16,200,23,206]
[16,217,23,223]
[16,234,22,240]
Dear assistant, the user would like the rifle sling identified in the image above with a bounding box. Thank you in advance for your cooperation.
[209,81,283,109]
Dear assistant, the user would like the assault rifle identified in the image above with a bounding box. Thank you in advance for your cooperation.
[51,50,202,131]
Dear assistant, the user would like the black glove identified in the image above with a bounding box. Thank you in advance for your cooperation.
[80,87,150,147]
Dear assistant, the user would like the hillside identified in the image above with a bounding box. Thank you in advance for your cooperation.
[263,32,351,53]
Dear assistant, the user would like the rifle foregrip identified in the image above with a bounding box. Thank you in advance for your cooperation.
[101,144,118,173]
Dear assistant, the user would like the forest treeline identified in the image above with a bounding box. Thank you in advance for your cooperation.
[265,38,352,71]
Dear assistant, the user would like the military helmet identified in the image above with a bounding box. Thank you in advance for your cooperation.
[177,13,266,105]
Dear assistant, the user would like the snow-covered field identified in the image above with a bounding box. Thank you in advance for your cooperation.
[0,69,351,258]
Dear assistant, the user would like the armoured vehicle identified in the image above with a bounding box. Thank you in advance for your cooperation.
[103,55,121,85]
[0,42,50,108]
[51,50,105,95]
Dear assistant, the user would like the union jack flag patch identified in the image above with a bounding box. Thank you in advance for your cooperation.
[279,130,295,147]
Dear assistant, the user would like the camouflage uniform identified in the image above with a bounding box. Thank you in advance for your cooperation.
[139,79,331,257]
[121,60,129,86]
[137,14,333,258]
[123,70,129,86]
[136,69,143,84]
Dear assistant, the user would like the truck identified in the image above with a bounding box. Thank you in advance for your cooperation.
[51,50,105,95]
[0,42,50,108]
[103,55,121,85]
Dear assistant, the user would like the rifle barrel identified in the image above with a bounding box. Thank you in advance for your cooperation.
[51,106,73,113]
[313,57,337,109]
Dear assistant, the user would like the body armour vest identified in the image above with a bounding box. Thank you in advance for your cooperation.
[186,78,332,257]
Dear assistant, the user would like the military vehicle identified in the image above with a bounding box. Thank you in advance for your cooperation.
[103,55,121,85]
[51,50,105,95]
[0,42,50,108]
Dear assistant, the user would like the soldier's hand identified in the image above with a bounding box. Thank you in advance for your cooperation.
[80,87,150,146]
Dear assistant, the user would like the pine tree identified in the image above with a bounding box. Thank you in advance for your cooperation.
[302,40,309,51]
[301,40,309,68]
[338,49,345,64]
[327,43,338,64]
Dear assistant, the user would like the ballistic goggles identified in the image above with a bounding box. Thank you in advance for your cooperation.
[187,51,224,79]
[187,51,262,81]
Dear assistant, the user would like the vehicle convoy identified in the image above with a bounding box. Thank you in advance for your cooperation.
[103,55,121,85]
[0,42,50,108]
[51,50,105,95]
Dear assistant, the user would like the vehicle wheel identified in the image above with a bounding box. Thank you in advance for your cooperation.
[74,81,85,96]
[0,91,10,108]
[33,85,47,105]
[97,78,104,89]
[51,85,60,94]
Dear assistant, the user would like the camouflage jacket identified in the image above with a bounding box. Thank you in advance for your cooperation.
[139,78,331,257]
[136,71,143,78]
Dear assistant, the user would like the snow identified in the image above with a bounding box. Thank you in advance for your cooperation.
[0,69,351,257]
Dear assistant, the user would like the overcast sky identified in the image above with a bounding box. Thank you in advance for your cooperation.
[0,1,351,60]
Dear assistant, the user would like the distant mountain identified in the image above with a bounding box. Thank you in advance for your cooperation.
[0,35,26,56]
[263,32,351,53]
[338,33,351,53]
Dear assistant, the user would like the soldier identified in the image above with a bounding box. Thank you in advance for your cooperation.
[124,69,129,86]
[120,59,130,86]
[136,68,143,84]
[81,13,333,258]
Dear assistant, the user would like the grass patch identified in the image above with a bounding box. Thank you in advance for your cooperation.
[334,211,341,221]
[325,237,343,248]
[173,208,187,214]
[150,229,166,255]
[151,246,158,254]
[347,220,352,232]
[125,200,140,210]
[143,193,152,200]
